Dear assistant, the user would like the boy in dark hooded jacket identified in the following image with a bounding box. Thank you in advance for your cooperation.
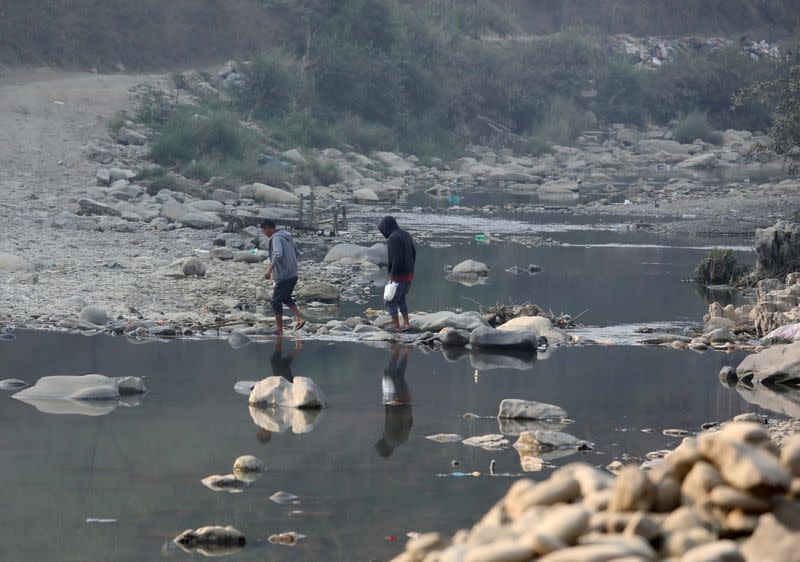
[378,216,416,331]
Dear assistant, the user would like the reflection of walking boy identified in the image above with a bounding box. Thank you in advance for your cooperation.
[270,338,302,382]
[260,219,306,335]
[375,345,413,459]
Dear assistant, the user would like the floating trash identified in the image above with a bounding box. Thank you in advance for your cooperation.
[436,471,481,478]
[86,518,117,524]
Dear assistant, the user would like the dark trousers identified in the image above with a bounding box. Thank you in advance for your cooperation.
[271,276,298,314]
[385,280,411,317]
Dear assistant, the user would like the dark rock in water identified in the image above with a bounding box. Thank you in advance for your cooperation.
[201,474,246,493]
[640,334,692,345]
[719,366,738,387]
[0,378,28,390]
[528,264,544,274]
[498,399,567,420]
[0,333,16,342]
[149,325,177,337]
[173,525,245,555]
[470,326,537,350]
[439,327,470,347]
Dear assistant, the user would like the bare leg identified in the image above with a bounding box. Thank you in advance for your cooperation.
[401,312,411,329]
[289,304,303,324]
[390,314,400,330]
[274,313,284,335]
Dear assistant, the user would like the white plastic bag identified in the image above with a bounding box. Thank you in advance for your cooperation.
[383,281,399,302]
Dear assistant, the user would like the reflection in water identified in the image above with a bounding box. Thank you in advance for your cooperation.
[376,345,413,458]
[250,338,322,437]
[470,350,537,371]
[270,337,303,382]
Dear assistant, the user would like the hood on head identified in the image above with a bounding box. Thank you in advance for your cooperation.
[378,216,399,238]
[271,229,291,240]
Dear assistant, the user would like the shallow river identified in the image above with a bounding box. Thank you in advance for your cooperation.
[0,211,774,561]
[0,329,768,562]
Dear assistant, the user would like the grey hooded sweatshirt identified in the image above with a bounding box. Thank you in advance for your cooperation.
[268,230,299,282]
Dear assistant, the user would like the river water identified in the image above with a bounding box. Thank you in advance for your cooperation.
[0,212,775,562]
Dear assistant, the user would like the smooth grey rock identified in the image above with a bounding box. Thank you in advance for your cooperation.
[736,343,800,385]
[0,252,33,272]
[173,526,245,551]
[323,243,387,266]
[148,325,177,337]
[109,167,136,182]
[470,326,537,350]
[249,376,326,408]
[462,434,510,450]
[181,257,207,277]
[498,316,569,344]
[211,188,239,205]
[252,183,300,204]
[210,247,235,260]
[281,149,306,165]
[189,199,226,213]
[233,251,263,264]
[296,282,340,303]
[439,327,471,347]
[96,168,111,185]
[79,198,121,217]
[179,211,222,229]
[411,311,488,332]
[160,199,189,222]
[116,127,147,146]
[78,306,109,326]
[11,374,146,416]
[201,474,245,493]
[451,259,489,276]
[498,399,567,420]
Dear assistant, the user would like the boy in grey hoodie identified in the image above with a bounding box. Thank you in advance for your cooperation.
[261,219,305,335]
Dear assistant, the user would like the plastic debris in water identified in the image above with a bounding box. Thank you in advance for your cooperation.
[386,535,398,542]
[86,518,117,524]
[436,471,481,478]
[474,234,487,242]
[447,195,462,205]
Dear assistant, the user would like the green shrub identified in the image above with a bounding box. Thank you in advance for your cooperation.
[592,55,648,125]
[673,111,723,144]
[236,49,302,119]
[267,109,338,148]
[137,165,177,190]
[694,249,749,284]
[184,160,215,182]
[333,113,397,152]
[644,46,775,130]
[150,107,256,166]
[108,114,126,133]
[531,97,594,146]
[292,156,341,186]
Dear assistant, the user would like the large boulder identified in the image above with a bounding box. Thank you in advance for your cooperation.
[190,199,227,213]
[373,151,413,174]
[181,257,207,277]
[324,243,387,266]
[353,188,380,202]
[79,198,122,217]
[498,316,570,344]
[249,376,326,408]
[470,326,538,350]
[676,152,719,169]
[756,221,800,273]
[737,343,800,385]
[12,374,146,416]
[636,139,698,156]
[160,199,189,222]
[251,183,300,205]
[451,260,489,276]
[78,306,109,326]
[179,212,222,229]
[411,311,488,332]
[296,282,341,303]
[537,178,581,202]
[0,252,33,272]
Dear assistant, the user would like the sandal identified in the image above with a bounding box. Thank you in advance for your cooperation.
[294,319,307,331]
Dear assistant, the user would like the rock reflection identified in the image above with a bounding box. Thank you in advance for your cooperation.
[469,350,537,371]
[376,344,413,458]
[734,381,800,418]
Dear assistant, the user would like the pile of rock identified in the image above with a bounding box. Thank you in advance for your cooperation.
[390,421,800,562]
[607,34,779,68]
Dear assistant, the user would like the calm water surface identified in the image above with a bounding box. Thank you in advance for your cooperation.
[0,330,767,562]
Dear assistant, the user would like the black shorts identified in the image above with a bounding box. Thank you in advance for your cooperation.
[271,276,298,314]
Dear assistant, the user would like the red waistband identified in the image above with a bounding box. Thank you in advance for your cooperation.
[391,274,414,282]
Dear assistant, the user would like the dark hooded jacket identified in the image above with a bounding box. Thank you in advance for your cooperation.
[378,216,415,279]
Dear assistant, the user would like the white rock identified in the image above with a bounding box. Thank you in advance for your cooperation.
[498,399,567,420]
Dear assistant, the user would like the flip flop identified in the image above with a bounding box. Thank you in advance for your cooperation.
[294,319,307,331]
